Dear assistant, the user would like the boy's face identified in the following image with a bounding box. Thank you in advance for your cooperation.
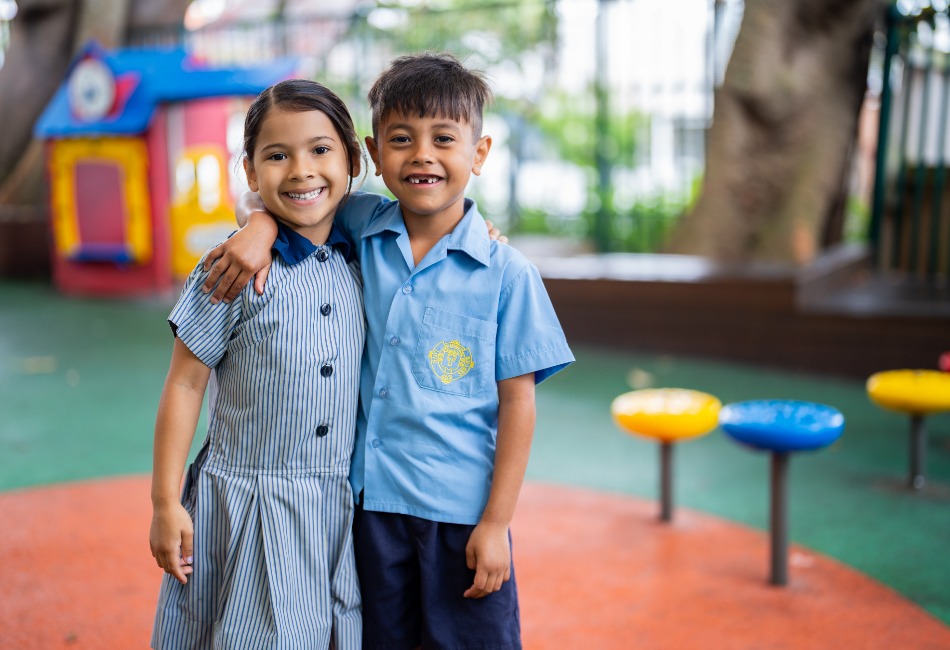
[366,112,491,227]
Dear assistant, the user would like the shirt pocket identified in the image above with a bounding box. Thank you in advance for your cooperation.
[412,306,497,397]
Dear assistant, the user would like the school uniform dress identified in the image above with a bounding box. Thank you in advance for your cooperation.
[152,224,365,650]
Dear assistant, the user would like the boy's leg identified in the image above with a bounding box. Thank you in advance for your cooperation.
[353,506,423,649]
[418,522,522,650]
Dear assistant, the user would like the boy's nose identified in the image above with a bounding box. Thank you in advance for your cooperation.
[410,142,434,164]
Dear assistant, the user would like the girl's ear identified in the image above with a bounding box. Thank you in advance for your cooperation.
[350,148,362,179]
[243,156,259,192]
[365,136,382,176]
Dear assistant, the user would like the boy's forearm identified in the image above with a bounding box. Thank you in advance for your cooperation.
[480,374,537,526]
[235,191,270,228]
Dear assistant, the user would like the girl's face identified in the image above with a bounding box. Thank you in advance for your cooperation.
[244,108,356,244]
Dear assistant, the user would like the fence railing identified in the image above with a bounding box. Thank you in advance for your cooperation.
[870,3,950,283]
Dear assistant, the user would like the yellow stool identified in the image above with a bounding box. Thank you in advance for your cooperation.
[867,369,950,489]
[611,388,721,521]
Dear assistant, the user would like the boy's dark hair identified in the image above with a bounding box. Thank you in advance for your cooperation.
[368,52,493,140]
[244,79,363,200]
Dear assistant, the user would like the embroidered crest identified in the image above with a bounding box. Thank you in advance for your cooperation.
[428,339,474,384]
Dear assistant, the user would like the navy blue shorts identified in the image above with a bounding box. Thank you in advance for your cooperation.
[353,506,522,650]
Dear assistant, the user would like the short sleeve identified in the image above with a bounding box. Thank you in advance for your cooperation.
[495,263,574,384]
[335,191,390,243]
[168,261,243,369]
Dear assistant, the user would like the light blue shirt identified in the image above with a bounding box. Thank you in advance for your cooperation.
[337,193,575,525]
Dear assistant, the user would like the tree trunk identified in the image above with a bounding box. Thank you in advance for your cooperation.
[667,0,885,264]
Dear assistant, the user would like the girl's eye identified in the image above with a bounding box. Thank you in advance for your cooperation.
[267,152,287,161]
[313,146,330,155]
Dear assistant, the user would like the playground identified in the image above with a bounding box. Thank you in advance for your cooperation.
[1,279,948,648]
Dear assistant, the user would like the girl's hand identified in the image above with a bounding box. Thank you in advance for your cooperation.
[485,220,508,243]
[463,521,511,598]
[149,503,195,585]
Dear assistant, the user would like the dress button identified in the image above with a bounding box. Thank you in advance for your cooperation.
[402,284,412,294]
[320,303,332,316]
[321,364,333,377]
[316,249,329,262]
[371,439,381,448]
[378,387,389,398]
[390,336,400,346]
[316,424,329,437]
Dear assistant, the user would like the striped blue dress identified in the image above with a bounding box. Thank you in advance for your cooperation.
[152,225,365,650]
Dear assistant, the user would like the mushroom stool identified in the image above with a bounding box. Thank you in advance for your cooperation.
[718,400,845,586]
[939,352,950,373]
[611,388,721,522]
[866,369,950,490]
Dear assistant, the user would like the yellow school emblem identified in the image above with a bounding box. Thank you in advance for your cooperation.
[428,340,474,384]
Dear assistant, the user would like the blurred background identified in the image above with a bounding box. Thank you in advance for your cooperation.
[1,0,950,642]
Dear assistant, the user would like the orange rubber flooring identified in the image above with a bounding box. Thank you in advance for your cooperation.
[1,477,948,649]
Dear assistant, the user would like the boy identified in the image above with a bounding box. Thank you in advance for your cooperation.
[202,53,574,649]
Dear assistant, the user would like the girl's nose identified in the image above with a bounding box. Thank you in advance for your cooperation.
[290,159,316,180]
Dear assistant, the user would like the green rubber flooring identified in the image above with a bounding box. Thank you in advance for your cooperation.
[1,279,948,624]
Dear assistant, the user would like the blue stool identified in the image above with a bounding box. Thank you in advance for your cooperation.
[719,400,845,586]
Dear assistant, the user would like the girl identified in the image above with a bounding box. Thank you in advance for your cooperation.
[149,79,365,649]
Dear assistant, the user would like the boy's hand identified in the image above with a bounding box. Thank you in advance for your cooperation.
[149,503,194,585]
[485,220,508,244]
[463,520,511,598]
[201,219,275,303]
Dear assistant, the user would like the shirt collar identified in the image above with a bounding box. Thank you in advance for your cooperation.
[272,221,354,265]
[361,198,491,267]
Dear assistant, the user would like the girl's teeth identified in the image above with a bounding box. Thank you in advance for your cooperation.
[287,189,323,200]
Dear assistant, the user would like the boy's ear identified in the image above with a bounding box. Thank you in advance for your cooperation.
[471,135,492,177]
[243,157,259,192]
[365,136,382,176]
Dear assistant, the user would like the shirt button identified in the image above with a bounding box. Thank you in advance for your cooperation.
[371,439,381,448]
[390,336,400,346]
[320,303,332,316]
[378,387,389,398]
[402,284,412,294]
[321,364,334,377]
[316,424,329,437]
[316,249,329,262]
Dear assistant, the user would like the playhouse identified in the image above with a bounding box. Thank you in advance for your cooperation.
[34,42,296,296]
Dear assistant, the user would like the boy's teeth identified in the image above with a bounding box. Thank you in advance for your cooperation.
[287,189,323,200]
[409,177,438,184]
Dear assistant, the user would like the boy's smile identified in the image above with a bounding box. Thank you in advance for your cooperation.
[366,113,491,232]
[245,108,356,245]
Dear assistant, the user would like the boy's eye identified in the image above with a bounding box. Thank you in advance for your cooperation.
[435,135,454,144]
[390,135,410,144]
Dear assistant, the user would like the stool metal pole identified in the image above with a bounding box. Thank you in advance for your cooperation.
[769,451,789,586]
[909,414,926,490]
[659,441,673,522]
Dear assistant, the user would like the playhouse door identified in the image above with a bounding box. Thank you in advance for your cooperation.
[49,137,152,264]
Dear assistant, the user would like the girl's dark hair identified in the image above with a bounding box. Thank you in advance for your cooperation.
[368,52,493,140]
[243,79,363,200]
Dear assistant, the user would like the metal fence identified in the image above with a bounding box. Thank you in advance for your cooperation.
[870,2,950,283]
[125,0,743,253]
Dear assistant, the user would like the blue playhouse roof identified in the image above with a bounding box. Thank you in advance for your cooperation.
[35,42,298,138]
